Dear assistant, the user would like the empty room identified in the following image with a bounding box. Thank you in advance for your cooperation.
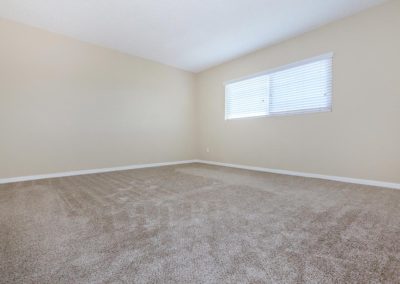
[1,0,399,283]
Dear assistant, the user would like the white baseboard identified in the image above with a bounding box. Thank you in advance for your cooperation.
[0,160,197,184]
[2,159,399,190]
[196,160,400,190]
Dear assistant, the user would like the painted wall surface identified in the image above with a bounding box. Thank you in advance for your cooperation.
[195,0,400,183]
[0,19,196,178]
[1,1,399,184]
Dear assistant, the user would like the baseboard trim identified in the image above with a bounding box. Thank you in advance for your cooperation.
[2,159,399,190]
[0,160,198,184]
[196,160,400,190]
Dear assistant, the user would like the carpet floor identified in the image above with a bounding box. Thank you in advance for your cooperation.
[1,163,399,283]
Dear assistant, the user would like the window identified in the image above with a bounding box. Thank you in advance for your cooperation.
[225,53,333,119]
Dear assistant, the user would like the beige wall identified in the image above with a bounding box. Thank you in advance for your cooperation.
[1,1,399,183]
[195,0,400,183]
[0,19,196,179]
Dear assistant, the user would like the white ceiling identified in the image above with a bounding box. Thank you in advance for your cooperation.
[0,0,388,72]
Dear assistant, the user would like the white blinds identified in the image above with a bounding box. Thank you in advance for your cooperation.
[224,53,333,119]
[269,57,332,115]
[225,74,269,119]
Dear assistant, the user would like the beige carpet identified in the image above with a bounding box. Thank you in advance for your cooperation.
[1,163,399,283]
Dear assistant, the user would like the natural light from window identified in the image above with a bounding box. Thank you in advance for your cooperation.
[225,53,333,120]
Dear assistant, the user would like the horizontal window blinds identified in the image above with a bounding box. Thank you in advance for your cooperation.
[224,53,333,119]
[269,57,332,115]
[225,74,269,119]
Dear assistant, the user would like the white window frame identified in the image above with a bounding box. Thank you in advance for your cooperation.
[224,52,333,120]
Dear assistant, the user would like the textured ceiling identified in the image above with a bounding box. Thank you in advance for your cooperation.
[0,0,389,72]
